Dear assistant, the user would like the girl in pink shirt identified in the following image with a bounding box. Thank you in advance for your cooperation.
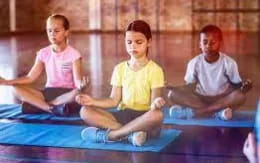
[0,14,84,116]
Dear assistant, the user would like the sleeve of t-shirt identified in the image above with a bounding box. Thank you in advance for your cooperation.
[150,66,165,89]
[184,58,197,84]
[35,49,45,63]
[110,64,122,87]
[70,48,82,62]
[225,58,242,84]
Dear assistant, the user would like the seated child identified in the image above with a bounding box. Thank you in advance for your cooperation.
[76,20,165,146]
[167,24,252,120]
[0,14,84,116]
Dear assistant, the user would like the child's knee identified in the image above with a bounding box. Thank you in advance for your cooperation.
[234,90,246,102]
[79,106,89,119]
[12,85,24,96]
[237,91,246,104]
[157,110,164,123]
[148,109,163,124]
[228,90,247,106]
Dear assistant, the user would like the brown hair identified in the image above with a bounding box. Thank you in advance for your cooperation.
[126,20,152,40]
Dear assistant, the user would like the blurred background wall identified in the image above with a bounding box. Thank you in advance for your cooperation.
[0,0,259,34]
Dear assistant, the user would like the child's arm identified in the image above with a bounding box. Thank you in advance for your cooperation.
[225,58,252,93]
[230,79,253,93]
[76,86,122,109]
[240,79,253,93]
[0,58,44,85]
[150,87,165,110]
[72,58,83,89]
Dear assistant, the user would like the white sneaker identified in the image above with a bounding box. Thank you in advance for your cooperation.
[169,105,194,119]
[215,108,233,120]
[128,131,147,146]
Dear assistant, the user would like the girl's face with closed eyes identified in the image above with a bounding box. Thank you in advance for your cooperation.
[125,31,151,59]
[46,18,68,46]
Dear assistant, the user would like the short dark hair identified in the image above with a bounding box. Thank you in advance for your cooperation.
[200,24,223,41]
[47,14,70,30]
[126,20,152,40]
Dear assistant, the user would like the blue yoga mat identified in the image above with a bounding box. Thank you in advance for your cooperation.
[163,108,255,127]
[0,104,255,127]
[0,104,82,121]
[0,122,181,152]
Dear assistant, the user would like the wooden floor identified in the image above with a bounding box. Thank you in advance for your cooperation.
[0,32,259,162]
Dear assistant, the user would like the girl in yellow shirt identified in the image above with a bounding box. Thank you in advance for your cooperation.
[76,20,165,146]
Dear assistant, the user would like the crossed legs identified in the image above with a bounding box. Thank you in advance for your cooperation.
[80,106,163,141]
[13,85,52,112]
[13,85,79,113]
[167,85,246,116]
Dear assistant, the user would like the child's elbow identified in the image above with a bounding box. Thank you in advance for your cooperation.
[110,97,121,107]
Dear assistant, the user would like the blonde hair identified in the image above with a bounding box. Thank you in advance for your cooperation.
[47,14,70,30]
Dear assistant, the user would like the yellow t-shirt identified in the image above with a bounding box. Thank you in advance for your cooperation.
[111,60,164,111]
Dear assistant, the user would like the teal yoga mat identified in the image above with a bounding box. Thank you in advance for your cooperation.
[163,108,255,127]
[0,122,181,152]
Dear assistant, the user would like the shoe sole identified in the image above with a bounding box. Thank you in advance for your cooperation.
[222,108,232,120]
[132,131,147,146]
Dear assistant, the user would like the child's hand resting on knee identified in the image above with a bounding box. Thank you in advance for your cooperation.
[241,79,253,93]
[76,94,95,106]
[151,97,165,110]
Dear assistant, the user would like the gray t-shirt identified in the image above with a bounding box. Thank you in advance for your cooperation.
[184,52,242,96]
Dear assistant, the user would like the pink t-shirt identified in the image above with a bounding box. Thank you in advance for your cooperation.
[36,45,81,88]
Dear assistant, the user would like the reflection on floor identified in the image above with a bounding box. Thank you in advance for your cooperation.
[0,32,258,162]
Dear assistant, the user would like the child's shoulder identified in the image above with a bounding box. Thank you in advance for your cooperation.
[117,60,128,66]
[219,52,237,64]
[114,61,128,70]
[194,53,204,59]
[38,45,51,53]
[66,45,80,53]
[37,45,52,55]
[188,53,204,64]
[148,60,162,69]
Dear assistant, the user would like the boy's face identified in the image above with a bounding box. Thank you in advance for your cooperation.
[199,32,222,57]
[125,31,151,59]
[46,18,68,45]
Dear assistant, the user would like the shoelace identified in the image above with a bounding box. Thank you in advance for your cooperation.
[96,129,114,143]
